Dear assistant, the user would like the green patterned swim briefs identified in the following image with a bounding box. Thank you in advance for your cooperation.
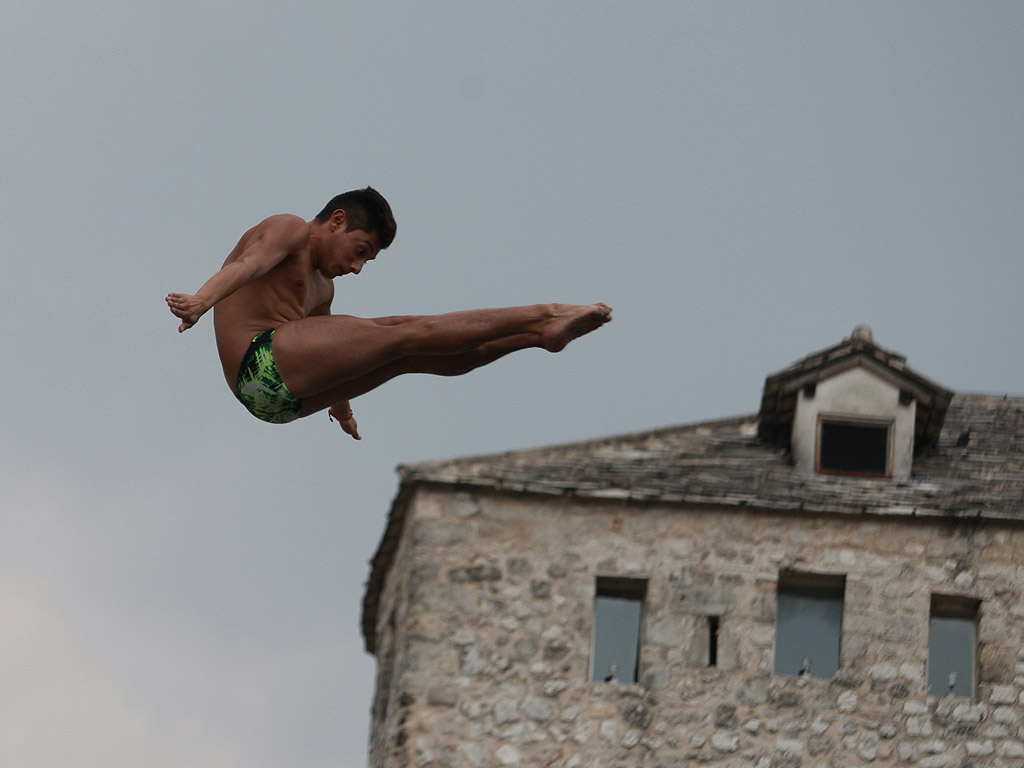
[235,329,303,424]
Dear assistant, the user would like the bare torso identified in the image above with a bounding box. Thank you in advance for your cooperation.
[213,215,334,386]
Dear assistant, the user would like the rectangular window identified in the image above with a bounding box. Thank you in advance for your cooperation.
[708,616,719,668]
[928,595,979,698]
[817,418,891,477]
[591,576,646,684]
[774,571,845,679]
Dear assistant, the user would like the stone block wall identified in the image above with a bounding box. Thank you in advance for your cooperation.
[367,487,1024,767]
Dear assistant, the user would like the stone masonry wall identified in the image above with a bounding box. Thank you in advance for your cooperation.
[368,486,1024,767]
[369,503,417,768]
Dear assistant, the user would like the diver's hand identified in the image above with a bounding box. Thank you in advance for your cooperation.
[165,293,208,333]
[329,407,361,440]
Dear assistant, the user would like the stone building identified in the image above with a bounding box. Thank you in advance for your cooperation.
[361,328,1024,767]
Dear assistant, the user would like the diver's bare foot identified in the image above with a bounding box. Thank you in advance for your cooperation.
[541,303,612,352]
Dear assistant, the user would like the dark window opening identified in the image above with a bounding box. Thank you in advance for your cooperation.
[928,594,979,698]
[592,576,647,684]
[708,616,719,668]
[818,419,891,476]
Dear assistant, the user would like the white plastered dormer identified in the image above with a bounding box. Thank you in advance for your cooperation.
[790,365,916,481]
[757,326,953,484]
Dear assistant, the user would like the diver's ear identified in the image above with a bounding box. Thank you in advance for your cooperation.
[330,209,348,232]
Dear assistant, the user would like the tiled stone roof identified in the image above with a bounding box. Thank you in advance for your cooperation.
[362,392,1024,651]
[397,393,1024,519]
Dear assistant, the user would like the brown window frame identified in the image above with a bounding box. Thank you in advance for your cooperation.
[815,415,893,478]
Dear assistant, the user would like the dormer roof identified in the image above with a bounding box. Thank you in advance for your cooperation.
[757,325,954,454]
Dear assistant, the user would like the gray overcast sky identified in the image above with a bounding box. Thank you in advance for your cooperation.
[3,2,1022,766]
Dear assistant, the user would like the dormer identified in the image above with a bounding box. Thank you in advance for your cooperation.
[757,326,953,482]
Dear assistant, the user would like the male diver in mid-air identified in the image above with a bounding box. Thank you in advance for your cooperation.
[166,187,612,439]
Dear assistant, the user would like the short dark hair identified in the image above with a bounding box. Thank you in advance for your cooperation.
[315,187,396,248]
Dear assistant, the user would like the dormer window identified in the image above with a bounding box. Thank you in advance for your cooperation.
[788,365,911,480]
[757,326,953,484]
[817,417,892,477]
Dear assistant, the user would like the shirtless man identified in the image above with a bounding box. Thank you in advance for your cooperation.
[166,187,612,439]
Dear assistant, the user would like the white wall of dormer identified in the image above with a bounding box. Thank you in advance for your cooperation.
[790,366,917,482]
